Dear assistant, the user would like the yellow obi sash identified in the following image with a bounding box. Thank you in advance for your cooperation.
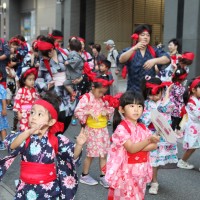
[86,115,107,128]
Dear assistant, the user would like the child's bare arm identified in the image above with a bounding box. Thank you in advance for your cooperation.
[142,143,158,151]
[1,99,7,116]
[124,135,160,154]
[10,130,31,150]
[74,128,88,159]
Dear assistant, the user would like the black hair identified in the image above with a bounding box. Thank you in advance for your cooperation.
[40,91,61,116]
[141,77,162,100]
[168,38,181,53]
[51,30,63,38]
[101,60,111,69]
[38,36,55,57]
[15,34,25,42]
[113,91,144,132]
[68,36,78,43]
[92,44,101,52]
[134,24,152,35]
[36,35,46,40]
[183,78,200,105]
[69,39,82,52]
[172,67,187,83]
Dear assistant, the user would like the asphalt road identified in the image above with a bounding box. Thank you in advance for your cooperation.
[1,79,200,200]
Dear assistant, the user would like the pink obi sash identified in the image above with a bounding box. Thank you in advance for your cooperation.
[20,161,57,184]
[127,151,148,164]
[21,104,32,111]
[53,72,66,86]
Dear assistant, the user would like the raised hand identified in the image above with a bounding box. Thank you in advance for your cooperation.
[76,128,88,146]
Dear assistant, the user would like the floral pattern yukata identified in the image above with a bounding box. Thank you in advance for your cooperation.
[183,96,200,149]
[105,119,152,200]
[140,99,178,167]
[13,87,39,131]
[74,92,114,157]
[170,83,185,118]
[0,132,80,200]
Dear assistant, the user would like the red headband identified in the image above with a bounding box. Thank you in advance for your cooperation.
[37,40,54,51]
[34,99,58,120]
[9,38,21,45]
[146,82,172,95]
[23,68,38,79]
[190,77,200,91]
[93,79,114,87]
[102,93,123,108]
[48,34,63,40]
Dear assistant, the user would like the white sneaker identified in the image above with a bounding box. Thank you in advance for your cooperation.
[99,176,109,188]
[79,174,98,186]
[177,159,194,169]
[149,182,159,195]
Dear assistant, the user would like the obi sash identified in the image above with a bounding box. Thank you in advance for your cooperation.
[127,151,148,164]
[53,72,66,86]
[21,104,32,112]
[20,161,57,184]
[86,115,107,128]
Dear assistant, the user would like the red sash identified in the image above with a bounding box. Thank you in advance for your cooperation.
[127,151,148,164]
[20,161,57,184]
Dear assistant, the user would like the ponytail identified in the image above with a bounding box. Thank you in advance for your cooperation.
[113,108,122,132]
[183,88,190,105]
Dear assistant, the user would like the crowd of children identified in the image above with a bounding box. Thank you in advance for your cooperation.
[0,24,200,200]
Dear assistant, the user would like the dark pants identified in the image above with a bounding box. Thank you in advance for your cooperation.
[58,111,72,133]
[171,116,182,131]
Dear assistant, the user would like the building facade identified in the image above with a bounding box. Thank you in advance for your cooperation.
[1,0,199,77]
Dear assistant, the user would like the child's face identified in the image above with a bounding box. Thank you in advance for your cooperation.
[92,87,108,98]
[120,104,143,123]
[81,41,85,51]
[99,64,108,73]
[29,104,51,129]
[25,73,35,88]
[192,87,200,98]
[10,43,19,50]
[148,91,162,102]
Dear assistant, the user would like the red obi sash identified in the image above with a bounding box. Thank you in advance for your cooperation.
[20,161,57,184]
[127,151,148,164]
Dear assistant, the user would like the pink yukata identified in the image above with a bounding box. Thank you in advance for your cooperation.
[74,92,114,157]
[105,119,153,200]
[183,96,200,149]
[13,87,39,131]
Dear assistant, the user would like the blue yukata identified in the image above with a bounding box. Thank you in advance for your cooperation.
[0,84,9,131]
[120,47,170,92]
[0,132,81,200]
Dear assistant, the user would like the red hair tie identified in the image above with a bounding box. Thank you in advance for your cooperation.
[93,78,114,87]
[37,41,54,51]
[9,38,21,45]
[146,82,172,95]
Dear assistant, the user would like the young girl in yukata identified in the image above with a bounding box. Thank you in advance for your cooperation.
[170,68,188,137]
[13,67,39,131]
[140,77,178,195]
[0,92,87,200]
[105,91,159,200]
[0,69,9,150]
[177,77,200,170]
[74,78,114,188]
